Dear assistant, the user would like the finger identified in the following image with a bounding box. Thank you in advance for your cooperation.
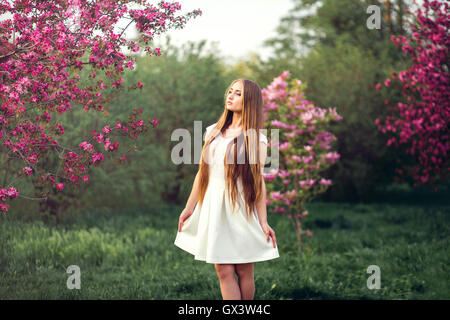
[271,230,276,248]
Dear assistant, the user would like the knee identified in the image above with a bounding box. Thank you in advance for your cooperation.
[215,264,236,281]
[235,263,254,279]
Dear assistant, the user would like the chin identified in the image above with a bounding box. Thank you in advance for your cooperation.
[227,106,241,112]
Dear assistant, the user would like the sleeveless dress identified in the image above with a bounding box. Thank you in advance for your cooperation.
[174,122,280,264]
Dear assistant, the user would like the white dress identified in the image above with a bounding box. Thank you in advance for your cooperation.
[174,123,280,264]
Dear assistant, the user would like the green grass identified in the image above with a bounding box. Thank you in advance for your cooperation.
[0,201,448,299]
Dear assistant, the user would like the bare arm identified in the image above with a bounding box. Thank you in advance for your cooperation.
[255,178,268,225]
[256,140,268,225]
[185,171,200,212]
[178,172,201,232]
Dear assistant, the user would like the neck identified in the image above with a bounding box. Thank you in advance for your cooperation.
[229,112,242,129]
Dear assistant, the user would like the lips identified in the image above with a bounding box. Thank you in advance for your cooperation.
[227,101,232,105]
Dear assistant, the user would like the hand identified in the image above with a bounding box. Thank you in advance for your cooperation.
[178,207,194,232]
[260,222,277,248]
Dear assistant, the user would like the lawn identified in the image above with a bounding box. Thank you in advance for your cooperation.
[0,201,448,299]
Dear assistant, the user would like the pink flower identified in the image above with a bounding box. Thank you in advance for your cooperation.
[271,120,284,128]
[102,125,112,134]
[301,155,314,163]
[286,189,297,198]
[2,187,19,199]
[264,102,279,111]
[94,133,104,143]
[27,152,38,164]
[92,152,104,166]
[321,152,340,163]
[270,191,282,200]
[79,141,94,152]
[319,178,332,185]
[279,141,291,151]
[280,70,291,79]
[55,123,65,135]
[55,183,65,191]
[23,167,33,175]
[263,173,277,182]
[104,138,111,151]
[0,203,9,212]
[151,117,159,127]
[298,180,308,188]
[285,131,297,138]
[278,170,291,178]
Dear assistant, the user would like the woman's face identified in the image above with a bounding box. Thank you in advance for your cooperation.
[226,81,243,112]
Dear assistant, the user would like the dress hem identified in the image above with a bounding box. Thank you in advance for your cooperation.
[174,238,279,264]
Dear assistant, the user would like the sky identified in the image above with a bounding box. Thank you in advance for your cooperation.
[152,0,295,62]
[123,0,295,63]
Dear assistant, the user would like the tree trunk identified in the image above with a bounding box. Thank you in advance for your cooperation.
[289,214,303,255]
[296,217,302,254]
[397,0,404,33]
[385,0,392,33]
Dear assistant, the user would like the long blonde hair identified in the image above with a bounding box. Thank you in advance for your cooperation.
[197,79,265,220]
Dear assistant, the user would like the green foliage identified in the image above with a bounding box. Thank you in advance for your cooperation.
[0,201,448,299]
[90,36,243,207]
[264,0,412,57]
[243,0,416,201]
[299,41,400,201]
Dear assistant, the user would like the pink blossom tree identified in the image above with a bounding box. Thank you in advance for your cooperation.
[0,0,201,214]
[375,0,449,190]
[262,71,342,254]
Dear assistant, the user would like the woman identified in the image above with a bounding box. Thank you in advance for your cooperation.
[174,79,279,300]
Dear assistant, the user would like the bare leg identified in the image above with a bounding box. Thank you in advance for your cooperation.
[235,262,255,300]
[214,264,241,300]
